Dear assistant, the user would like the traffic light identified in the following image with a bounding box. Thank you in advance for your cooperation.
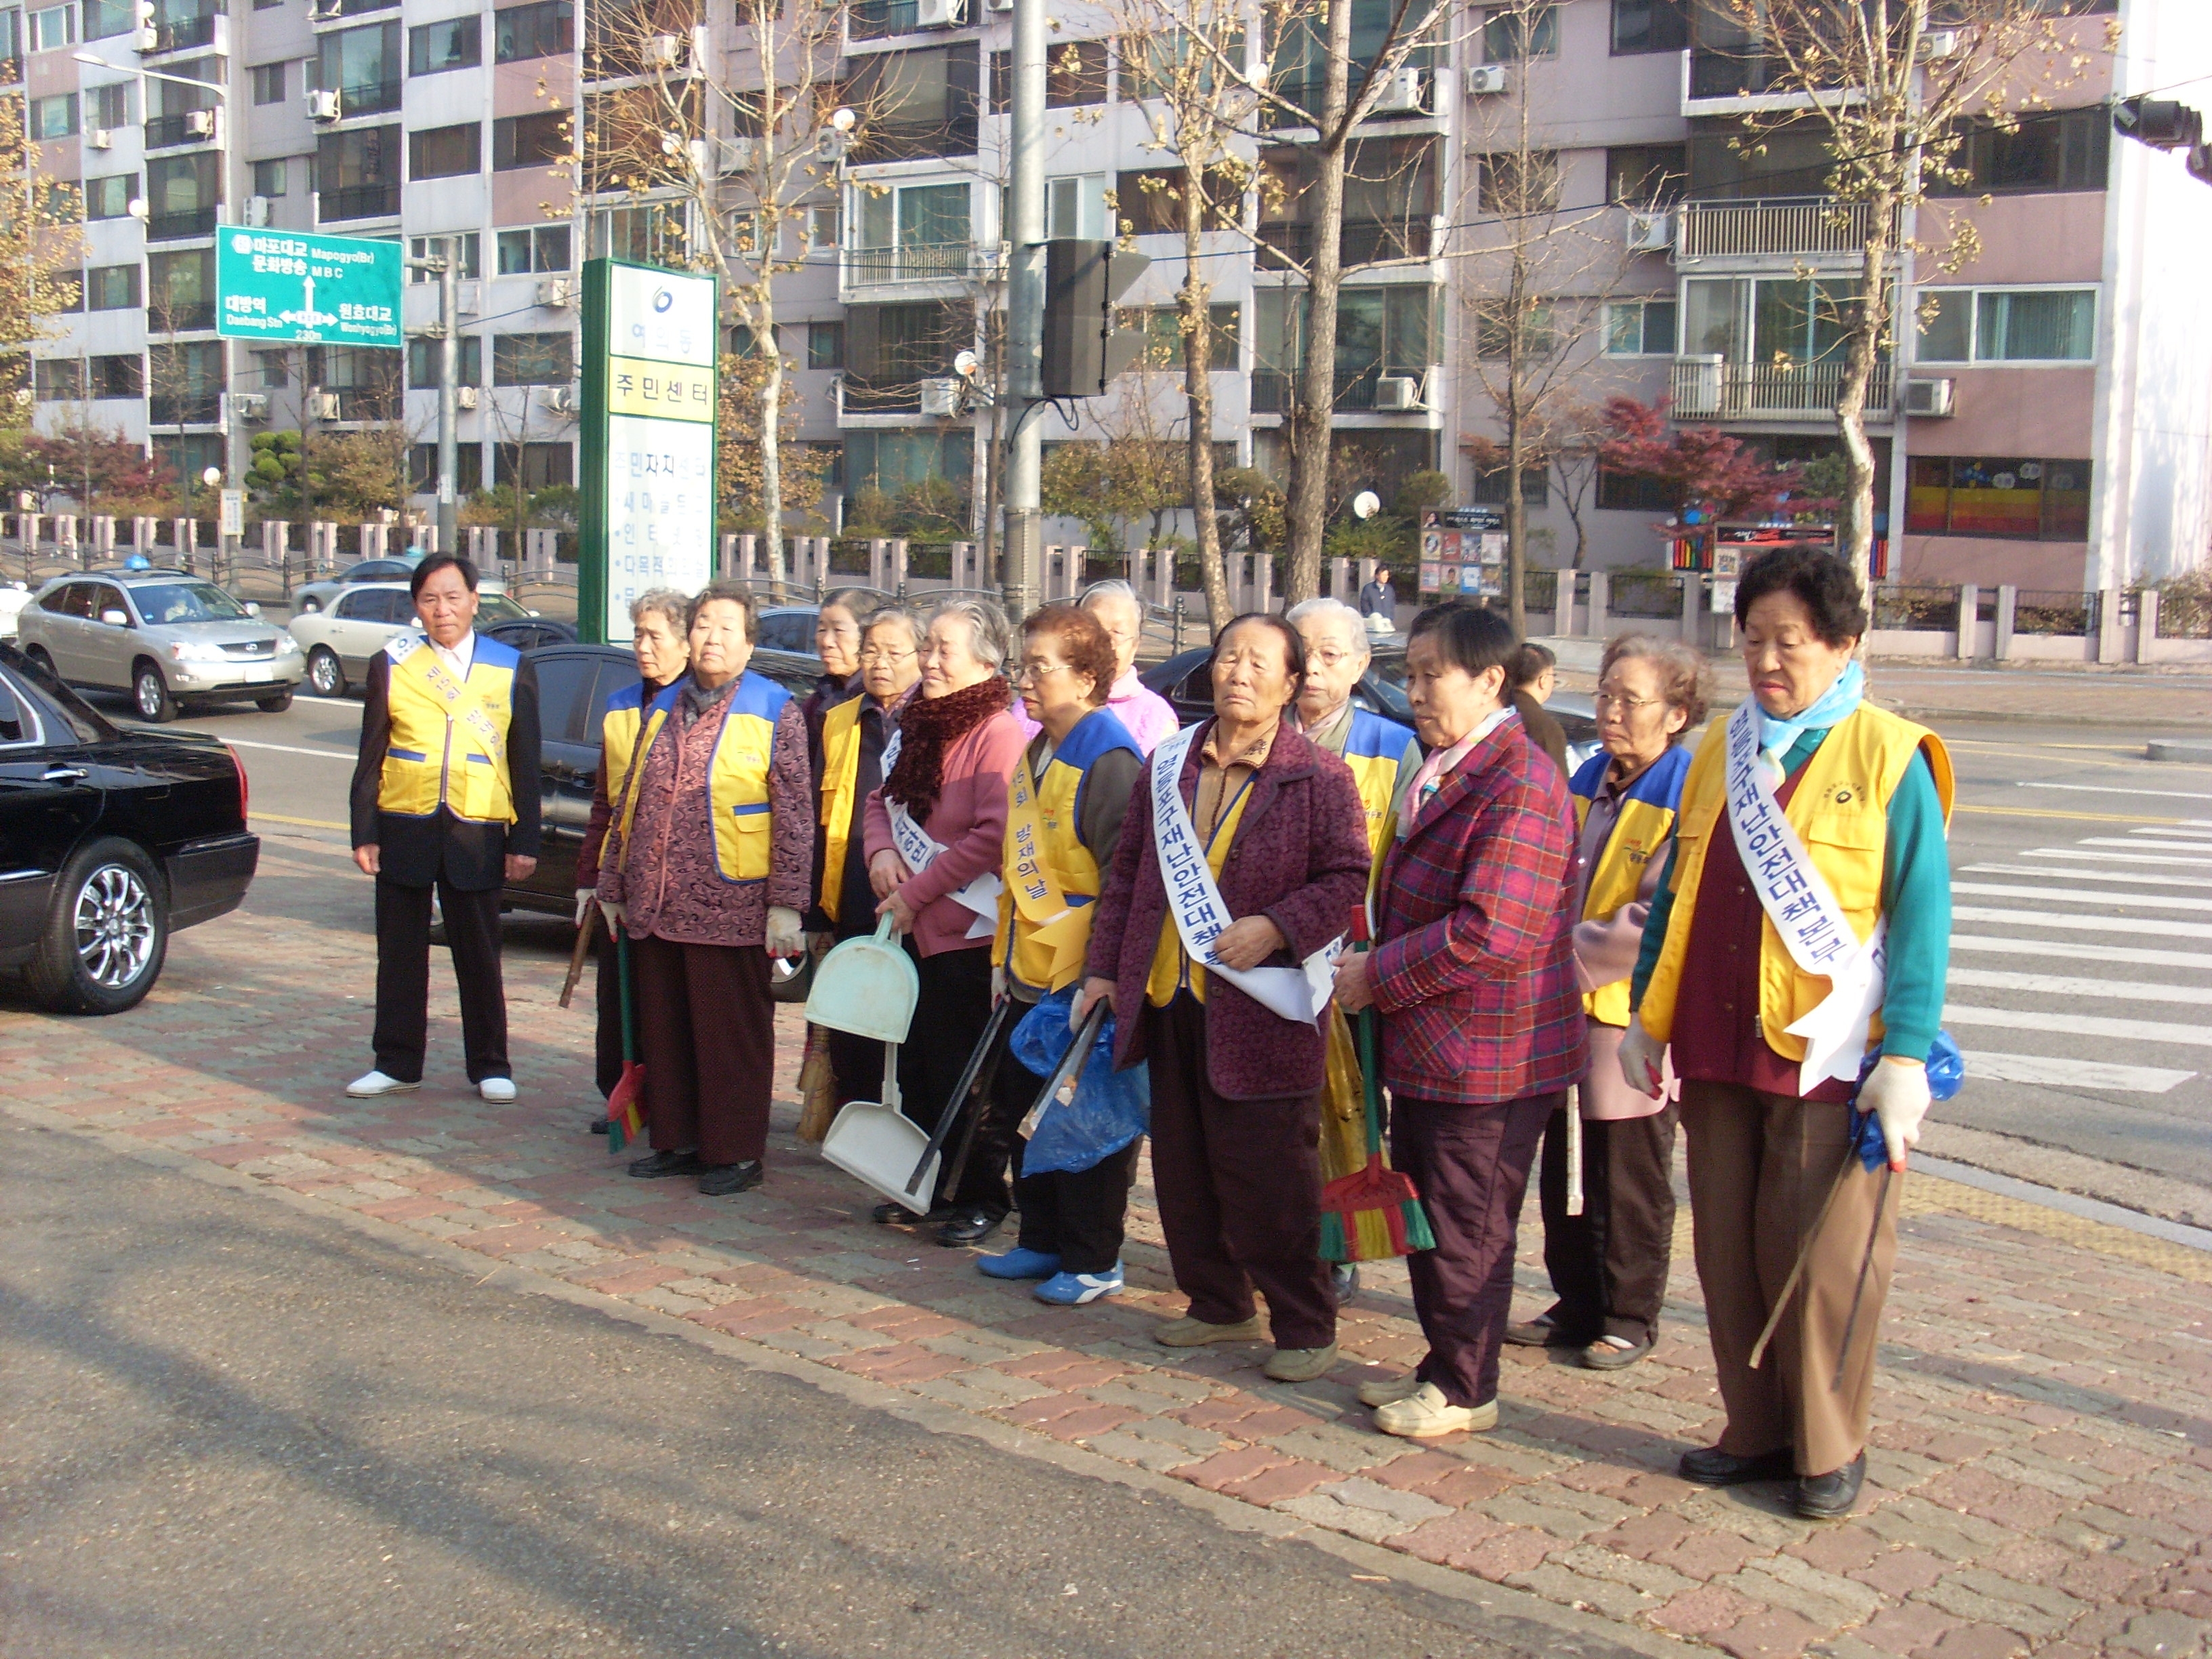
[2113,96,2203,152]
[1041,240,1151,398]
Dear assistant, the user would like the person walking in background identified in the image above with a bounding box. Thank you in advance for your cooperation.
[979,605,1145,1305]
[1509,641,1568,778]
[1332,604,1584,1439]
[863,598,1028,1246]
[1080,615,1370,1384]
[1357,565,1395,623]
[575,588,690,1131]
[348,555,541,1104]
[817,608,926,1109]
[1510,634,1706,1368]
[1626,548,1952,1519]
[596,581,811,1197]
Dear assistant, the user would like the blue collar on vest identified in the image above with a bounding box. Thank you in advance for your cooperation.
[644,668,790,722]
[1340,705,1415,761]
[1570,741,1691,808]
[1052,705,1143,772]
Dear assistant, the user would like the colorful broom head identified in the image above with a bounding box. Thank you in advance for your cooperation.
[1317,1160,1437,1263]
[606,1060,646,1153]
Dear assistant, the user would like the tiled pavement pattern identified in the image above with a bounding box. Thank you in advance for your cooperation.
[10,840,2212,1659]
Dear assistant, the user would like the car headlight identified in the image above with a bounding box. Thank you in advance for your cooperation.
[168,640,228,663]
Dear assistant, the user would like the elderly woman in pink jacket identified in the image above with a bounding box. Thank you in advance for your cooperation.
[863,597,1029,1248]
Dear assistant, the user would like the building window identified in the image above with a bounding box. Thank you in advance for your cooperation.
[1606,143,1687,206]
[1611,0,1687,53]
[1046,39,1108,108]
[409,14,479,75]
[853,180,970,279]
[85,173,136,219]
[1473,300,1556,361]
[409,122,481,180]
[87,262,139,310]
[250,60,285,104]
[33,358,81,401]
[407,334,483,387]
[806,321,843,370]
[1477,150,1560,215]
[1131,304,1241,371]
[252,158,288,198]
[1931,107,2109,197]
[252,349,288,388]
[1481,3,1557,60]
[316,126,401,220]
[1471,463,1549,507]
[493,110,570,171]
[51,268,83,310]
[410,232,481,279]
[87,79,128,127]
[1044,173,1107,241]
[1908,456,2091,541]
[318,22,403,118]
[1596,465,1676,512]
[148,247,215,330]
[493,332,573,386]
[494,441,573,491]
[1918,287,2096,364]
[82,0,131,37]
[30,91,77,138]
[29,3,73,52]
[808,203,839,250]
[146,151,220,235]
[409,443,484,495]
[493,0,572,63]
[89,353,140,397]
[845,43,981,163]
[1683,275,1869,365]
[1605,297,1678,356]
[495,224,569,274]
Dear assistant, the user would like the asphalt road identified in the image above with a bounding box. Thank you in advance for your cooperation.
[0,1111,1597,1659]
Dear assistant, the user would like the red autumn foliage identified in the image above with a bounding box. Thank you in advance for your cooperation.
[1596,395,1805,520]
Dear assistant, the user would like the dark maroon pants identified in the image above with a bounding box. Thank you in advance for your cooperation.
[632,933,774,1166]
[1145,994,1335,1349]
[1391,1090,1562,1408]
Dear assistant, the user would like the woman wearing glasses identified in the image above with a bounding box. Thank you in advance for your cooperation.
[1509,634,1707,1372]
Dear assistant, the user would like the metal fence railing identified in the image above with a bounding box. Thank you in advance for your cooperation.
[2013,589,2093,636]
[1607,569,1680,618]
[1871,584,1959,632]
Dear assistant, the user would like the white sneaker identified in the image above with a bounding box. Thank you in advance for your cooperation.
[1357,1372,1425,1408]
[478,1077,518,1103]
[346,1069,419,1099]
[1372,1382,1499,1439]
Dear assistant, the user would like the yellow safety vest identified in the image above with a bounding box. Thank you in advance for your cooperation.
[817,695,864,922]
[617,672,791,884]
[1146,772,1255,1007]
[376,634,520,825]
[1638,703,1954,1062]
[994,708,1143,994]
[1569,744,1692,1027]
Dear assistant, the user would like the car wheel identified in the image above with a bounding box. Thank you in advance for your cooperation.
[133,660,178,722]
[769,949,815,1005]
[26,837,169,1015]
[255,688,294,713]
[306,647,346,697]
[24,644,55,677]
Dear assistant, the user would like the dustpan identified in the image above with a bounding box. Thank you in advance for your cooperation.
[822,1000,1015,1215]
[805,914,919,1043]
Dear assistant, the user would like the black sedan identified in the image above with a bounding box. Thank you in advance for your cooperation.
[0,643,258,1013]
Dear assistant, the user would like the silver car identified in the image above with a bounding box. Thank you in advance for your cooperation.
[287,581,539,696]
[15,570,306,721]
[291,555,420,615]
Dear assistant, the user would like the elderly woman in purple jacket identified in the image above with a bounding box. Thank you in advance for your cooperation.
[1080,614,1371,1385]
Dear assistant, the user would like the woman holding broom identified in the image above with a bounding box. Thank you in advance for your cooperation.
[1332,603,1584,1439]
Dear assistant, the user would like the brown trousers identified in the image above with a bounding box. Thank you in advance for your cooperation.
[632,934,775,1166]
[1679,1081,1899,1479]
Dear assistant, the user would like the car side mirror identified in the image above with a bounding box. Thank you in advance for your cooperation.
[245,601,261,616]
[100,609,129,627]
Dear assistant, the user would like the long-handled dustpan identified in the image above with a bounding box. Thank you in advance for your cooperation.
[823,999,1016,1214]
[805,914,919,1043]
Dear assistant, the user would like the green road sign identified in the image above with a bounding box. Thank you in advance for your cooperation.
[216,228,404,348]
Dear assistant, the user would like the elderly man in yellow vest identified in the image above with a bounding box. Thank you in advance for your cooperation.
[347,555,541,1102]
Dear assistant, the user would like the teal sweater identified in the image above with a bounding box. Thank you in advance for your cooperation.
[1629,728,1950,1063]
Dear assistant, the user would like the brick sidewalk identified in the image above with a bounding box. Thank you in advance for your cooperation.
[9,836,2212,1659]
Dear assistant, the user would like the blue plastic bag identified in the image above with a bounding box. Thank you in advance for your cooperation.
[1008,988,1151,1176]
[1847,1029,1964,1171]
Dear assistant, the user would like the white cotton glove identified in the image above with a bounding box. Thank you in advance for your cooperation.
[1859,1055,1931,1170]
[765,905,804,960]
[595,888,626,937]
[1618,1014,1666,1099]
[574,888,596,928]
[991,963,1008,1003]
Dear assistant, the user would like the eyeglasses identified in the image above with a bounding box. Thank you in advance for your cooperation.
[857,646,916,665]
[1307,647,1360,669]
[1593,691,1664,712]
[1013,660,1074,683]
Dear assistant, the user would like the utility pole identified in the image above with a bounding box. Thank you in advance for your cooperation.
[1000,0,1045,620]
[407,247,461,555]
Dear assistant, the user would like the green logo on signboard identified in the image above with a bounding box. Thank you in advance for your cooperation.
[216,229,405,348]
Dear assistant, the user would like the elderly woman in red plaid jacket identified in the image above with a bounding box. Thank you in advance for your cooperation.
[1334,603,1586,1439]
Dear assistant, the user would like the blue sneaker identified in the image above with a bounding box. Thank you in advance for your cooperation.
[978,1246,1061,1280]
[1034,1265,1124,1305]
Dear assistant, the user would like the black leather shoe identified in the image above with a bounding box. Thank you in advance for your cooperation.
[628,1149,700,1179]
[935,1206,1006,1247]
[1504,1313,1588,1348]
[1679,1444,1796,1487]
[698,1160,764,1197]
[873,1199,953,1225]
[1795,1452,1867,1519]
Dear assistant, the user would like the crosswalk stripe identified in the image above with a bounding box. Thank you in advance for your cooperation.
[1964,863,2212,890]
[1954,882,2212,914]
[2085,837,2212,853]
[1960,1050,2197,1094]
[2021,847,2212,869]
[2135,825,2212,840]
[1952,934,2212,970]
[2017,782,2212,801]
[1954,905,2212,940]
[1946,1003,2212,1048]
[1948,967,2212,1005]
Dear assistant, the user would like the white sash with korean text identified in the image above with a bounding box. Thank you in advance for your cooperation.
[1722,700,1886,1094]
[389,634,507,771]
[878,728,1000,939]
[1149,722,1338,1025]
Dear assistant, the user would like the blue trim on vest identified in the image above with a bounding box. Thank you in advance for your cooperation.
[731,801,771,816]
[470,635,523,674]
[1056,706,1142,827]
[1342,705,1416,763]
[1570,742,1691,811]
[388,747,426,762]
[605,678,650,715]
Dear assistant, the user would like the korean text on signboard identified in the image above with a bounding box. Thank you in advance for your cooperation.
[216,230,405,348]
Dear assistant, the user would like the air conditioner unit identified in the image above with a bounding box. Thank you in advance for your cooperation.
[230,393,270,422]
[1369,68,1425,116]
[307,0,343,19]
[919,377,961,417]
[1904,377,1956,417]
[914,0,964,28]
[86,127,114,150]
[306,88,342,122]
[1916,29,1960,62]
[535,278,576,308]
[133,25,158,50]
[1374,373,1425,411]
[184,108,216,137]
[643,32,683,66]
[724,136,754,171]
[986,0,1012,12]
[544,386,579,415]
[306,390,342,421]
[245,194,271,226]
[456,386,480,410]
[1626,208,1674,252]
[1466,64,1509,96]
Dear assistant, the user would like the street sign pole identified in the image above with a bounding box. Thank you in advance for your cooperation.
[1002,0,1046,621]
[438,253,459,558]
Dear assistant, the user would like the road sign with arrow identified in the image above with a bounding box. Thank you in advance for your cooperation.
[216,228,405,348]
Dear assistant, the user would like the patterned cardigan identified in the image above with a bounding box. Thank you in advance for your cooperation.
[1369,711,1586,1105]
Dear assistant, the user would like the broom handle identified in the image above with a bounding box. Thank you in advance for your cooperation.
[617,927,636,1069]
[1354,958,1384,1162]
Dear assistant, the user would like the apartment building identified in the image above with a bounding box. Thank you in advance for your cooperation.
[16,0,2209,594]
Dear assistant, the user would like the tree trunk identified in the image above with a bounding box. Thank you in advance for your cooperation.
[1182,180,1229,629]
[1505,381,1527,638]
[756,295,785,588]
[1282,0,1354,608]
[1835,199,1892,605]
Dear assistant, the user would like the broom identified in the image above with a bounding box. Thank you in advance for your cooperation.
[605,928,647,1152]
[1317,998,1435,1262]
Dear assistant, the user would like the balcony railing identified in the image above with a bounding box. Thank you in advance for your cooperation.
[837,375,926,417]
[1258,218,1436,270]
[1251,365,1429,414]
[150,13,218,52]
[149,301,217,332]
[1675,197,1898,261]
[1262,69,1434,129]
[321,184,402,221]
[842,242,975,289]
[146,207,217,241]
[150,393,223,425]
[340,79,404,117]
[143,112,216,149]
[1670,356,1893,420]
